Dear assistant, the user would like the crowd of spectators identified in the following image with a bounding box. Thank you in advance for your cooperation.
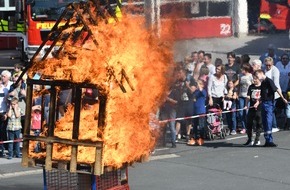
[159,44,290,148]
[0,62,101,159]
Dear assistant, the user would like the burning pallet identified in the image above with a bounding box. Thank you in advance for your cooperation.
[18,0,173,181]
[20,0,135,176]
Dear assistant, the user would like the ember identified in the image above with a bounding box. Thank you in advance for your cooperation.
[24,0,174,170]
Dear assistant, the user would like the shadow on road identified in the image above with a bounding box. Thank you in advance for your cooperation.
[233,33,290,56]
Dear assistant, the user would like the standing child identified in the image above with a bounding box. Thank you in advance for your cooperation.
[224,80,238,135]
[243,75,262,146]
[31,105,42,152]
[6,97,22,159]
[187,80,207,146]
[224,80,237,110]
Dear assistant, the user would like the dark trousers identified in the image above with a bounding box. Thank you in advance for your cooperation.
[0,116,7,155]
[193,116,206,139]
[246,108,262,141]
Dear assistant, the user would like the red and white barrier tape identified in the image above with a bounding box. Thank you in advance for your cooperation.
[160,106,254,123]
[0,139,23,144]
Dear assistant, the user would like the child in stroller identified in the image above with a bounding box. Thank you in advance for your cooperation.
[206,104,227,140]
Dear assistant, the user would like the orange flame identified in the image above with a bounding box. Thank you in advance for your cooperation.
[29,14,174,168]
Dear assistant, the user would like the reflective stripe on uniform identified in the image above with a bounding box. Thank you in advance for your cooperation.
[260,13,271,19]
[0,19,8,31]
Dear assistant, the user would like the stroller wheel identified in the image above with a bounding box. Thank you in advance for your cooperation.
[220,129,226,139]
[207,131,212,140]
[220,131,225,139]
[209,132,214,141]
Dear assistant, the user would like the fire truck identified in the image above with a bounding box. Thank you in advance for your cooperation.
[0,0,77,61]
[259,0,290,32]
[0,0,122,61]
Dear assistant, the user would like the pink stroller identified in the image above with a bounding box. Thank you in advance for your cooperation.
[206,104,227,140]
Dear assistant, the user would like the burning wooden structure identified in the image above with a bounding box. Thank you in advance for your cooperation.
[19,0,133,176]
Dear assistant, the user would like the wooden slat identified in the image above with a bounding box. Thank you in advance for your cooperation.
[45,143,53,170]
[24,136,102,147]
[70,146,77,173]
[94,147,103,175]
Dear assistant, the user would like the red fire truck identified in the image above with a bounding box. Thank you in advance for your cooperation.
[259,0,290,32]
[0,0,87,60]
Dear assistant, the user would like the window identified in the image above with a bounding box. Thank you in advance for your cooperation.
[9,0,15,7]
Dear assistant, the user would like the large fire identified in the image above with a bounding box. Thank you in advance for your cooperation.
[28,10,174,168]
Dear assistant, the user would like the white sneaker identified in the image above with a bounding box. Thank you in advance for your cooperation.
[230,130,237,135]
[254,140,261,146]
[177,134,181,140]
[272,128,279,132]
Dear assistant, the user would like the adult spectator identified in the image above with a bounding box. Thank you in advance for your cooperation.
[254,70,287,147]
[275,53,290,95]
[225,52,240,87]
[193,50,205,80]
[197,50,205,64]
[184,55,194,81]
[264,57,281,132]
[240,54,251,67]
[207,62,227,109]
[12,63,23,79]
[175,67,196,142]
[0,70,13,157]
[159,86,178,148]
[203,53,215,76]
[191,51,199,64]
[238,63,253,134]
[260,44,279,67]
[275,54,290,130]
[250,59,262,72]
[58,88,72,118]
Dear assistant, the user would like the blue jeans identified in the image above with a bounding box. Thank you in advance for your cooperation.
[160,108,176,144]
[272,99,277,129]
[7,130,21,158]
[238,97,248,130]
[193,116,206,139]
[262,101,274,143]
[32,130,41,152]
[226,101,237,131]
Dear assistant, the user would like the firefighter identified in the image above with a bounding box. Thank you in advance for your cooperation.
[0,19,8,31]
[108,0,122,24]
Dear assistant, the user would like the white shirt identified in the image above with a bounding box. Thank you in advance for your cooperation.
[207,64,216,76]
[265,65,280,99]
[0,81,13,113]
[275,61,290,92]
[207,74,228,98]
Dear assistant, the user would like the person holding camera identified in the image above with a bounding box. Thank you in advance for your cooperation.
[6,97,22,159]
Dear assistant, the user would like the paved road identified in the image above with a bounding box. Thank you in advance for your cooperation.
[129,130,290,190]
[0,131,290,189]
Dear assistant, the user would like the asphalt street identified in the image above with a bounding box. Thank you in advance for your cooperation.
[0,131,290,189]
[0,33,290,189]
